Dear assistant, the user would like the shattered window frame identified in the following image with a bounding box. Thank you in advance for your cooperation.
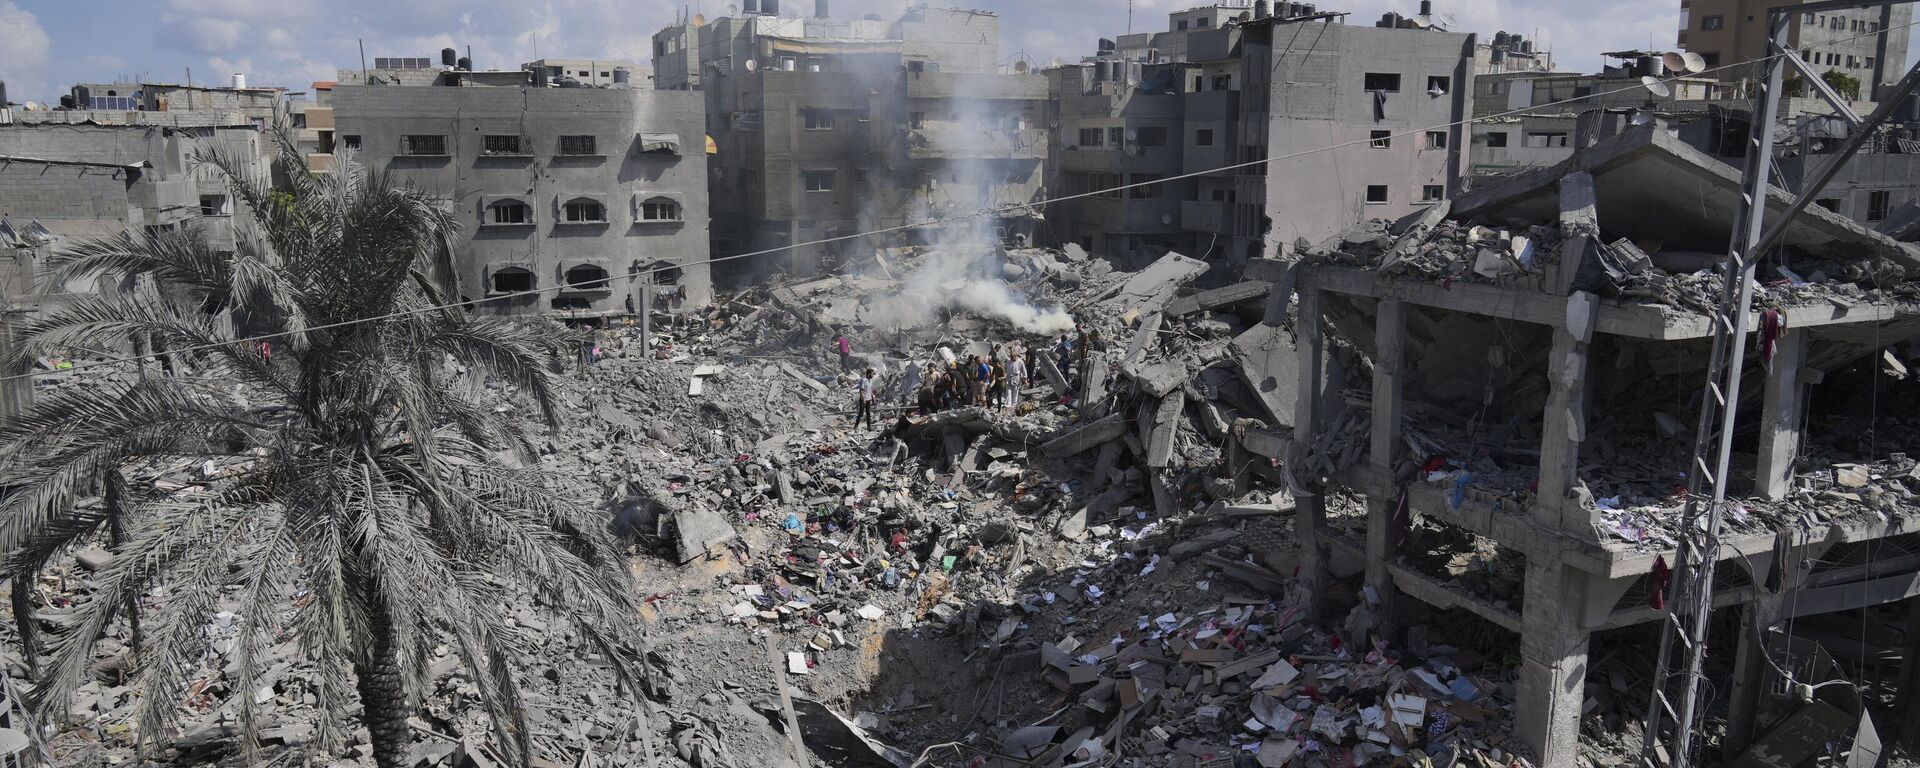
[1365,184,1390,204]
[1369,130,1392,148]
[1869,190,1892,221]
[1426,130,1448,150]
[1421,184,1444,202]
[803,170,835,192]
[803,109,834,131]
[1363,72,1401,92]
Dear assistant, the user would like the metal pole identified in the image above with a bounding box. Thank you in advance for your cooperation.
[1755,56,1920,256]
[1641,10,1790,767]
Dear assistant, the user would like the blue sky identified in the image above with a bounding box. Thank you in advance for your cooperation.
[0,0,1840,104]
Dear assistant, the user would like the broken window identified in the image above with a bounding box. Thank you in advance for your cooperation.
[342,135,362,150]
[199,195,231,216]
[803,170,834,192]
[491,267,535,293]
[1485,132,1508,148]
[1365,185,1389,203]
[1195,128,1215,147]
[1078,128,1104,147]
[1869,190,1892,221]
[487,200,531,225]
[1426,131,1448,150]
[483,135,525,155]
[803,109,833,130]
[1363,72,1401,92]
[909,112,926,129]
[563,198,607,223]
[1128,173,1164,199]
[1213,74,1231,91]
[1369,130,1392,148]
[1816,198,1841,211]
[402,134,448,155]
[1522,132,1568,148]
[1426,75,1450,95]
[640,198,682,221]
[291,113,308,129]
[907,60,926,73]
[559,135,598,155]
[565,264,611,289]
[1137,127,1168,146]
[1109,126,1125,145]
[1421,185,1444,202]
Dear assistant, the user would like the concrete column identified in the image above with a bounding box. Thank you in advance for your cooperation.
[1756,328,1806,500]
[1365,299,1406,632]
[1517,557,1592,768]
[1725,592,1786,753]
[1537,292,1599,532]
[1292,276,1327,615]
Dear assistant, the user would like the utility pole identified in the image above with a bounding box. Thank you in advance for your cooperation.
[1639,3,1920,766]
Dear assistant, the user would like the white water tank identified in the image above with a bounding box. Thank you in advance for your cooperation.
[232,73,247,89]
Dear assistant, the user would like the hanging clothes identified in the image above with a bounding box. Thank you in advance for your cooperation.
[1758,309,1785,370]
[1372,89,1389,122]
[1765,526,1795,592]
[1648,555,1671,610]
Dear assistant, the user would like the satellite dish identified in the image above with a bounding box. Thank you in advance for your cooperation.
[1014,60,1029,73]
[1439,13,1458,28]
[1161,213,1175,226]
[744,58,758,71]
[1662,51,1687,73]
[1410,15,1433,28]
[726,3,739,16]
[1641,76,1671,98]
[1682,51,1707,73]
[22,101,43,111]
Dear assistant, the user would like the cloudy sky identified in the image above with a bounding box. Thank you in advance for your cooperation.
[0,0,1785,104]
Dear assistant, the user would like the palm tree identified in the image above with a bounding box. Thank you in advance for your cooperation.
[0,132,646,767]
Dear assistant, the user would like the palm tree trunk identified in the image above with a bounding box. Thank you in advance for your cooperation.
[354,600,411,768]
[9,575,34,678]
[104,470,141,651]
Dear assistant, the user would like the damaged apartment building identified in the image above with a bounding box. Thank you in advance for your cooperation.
[1045,1,1476,267]
[651,1,1049,281]
[1468,56,1920,233]
[328,57,713,315]
[1239,121,1920,764]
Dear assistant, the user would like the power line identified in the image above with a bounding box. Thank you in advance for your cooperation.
[10,18,1918,385]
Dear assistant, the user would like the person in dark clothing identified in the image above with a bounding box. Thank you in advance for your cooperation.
[988,355,1007,410]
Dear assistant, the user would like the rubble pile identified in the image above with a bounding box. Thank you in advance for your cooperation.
[1306,206,1920,314]
[0,244,1569,768]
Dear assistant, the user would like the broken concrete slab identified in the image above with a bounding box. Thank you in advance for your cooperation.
[1041,414,1128,458]
[1125,313,1163,364]
[1147,391,1186,469]
[1098,251,1210,316]
[1163,281,1272,318]
[1121,359,1189,399]
[672,506,739,563]
[777,361,833,393]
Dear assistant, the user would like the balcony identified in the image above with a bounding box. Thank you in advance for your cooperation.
[1180,200,1231,235]
[902,126,1047,161]
[905,71,1049,101]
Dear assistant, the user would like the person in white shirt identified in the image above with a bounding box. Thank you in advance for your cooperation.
[1005,352,1027,410]
[853,368,877,430]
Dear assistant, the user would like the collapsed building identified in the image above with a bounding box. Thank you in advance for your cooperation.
[1251,121,1920,763]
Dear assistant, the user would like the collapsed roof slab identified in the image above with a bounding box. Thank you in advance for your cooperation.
[1452,122,1920,269]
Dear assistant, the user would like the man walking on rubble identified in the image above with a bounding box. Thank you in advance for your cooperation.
[853,368,877,431]
[835,333,854,373]
[1006,351,1027,411]
[972,355,991,407]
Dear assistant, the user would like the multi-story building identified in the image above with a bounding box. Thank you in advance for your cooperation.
[1045,2,1258,267]
[1678,0,1911,97]
[330,71,712,317]
[1467,62,1737,179]
[651,2,1049,282]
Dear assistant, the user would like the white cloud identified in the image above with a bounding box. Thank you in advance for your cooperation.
[0,0,52,102]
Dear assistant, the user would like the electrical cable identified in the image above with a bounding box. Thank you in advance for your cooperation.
[11,16,1920,384]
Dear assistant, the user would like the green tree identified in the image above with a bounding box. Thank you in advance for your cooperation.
[0,133,645,767]
[1822,69,1863,101]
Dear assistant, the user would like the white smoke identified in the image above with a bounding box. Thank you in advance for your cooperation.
[865,239,1075,334]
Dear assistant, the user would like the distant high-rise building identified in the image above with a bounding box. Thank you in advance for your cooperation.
[1678,0,1910,97]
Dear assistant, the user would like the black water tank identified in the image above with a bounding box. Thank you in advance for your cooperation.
[1255,0,1268,17]
[458,56,472,71]
[442,48,457,67]
[0,80,8,107]
[1419,0,1431,15]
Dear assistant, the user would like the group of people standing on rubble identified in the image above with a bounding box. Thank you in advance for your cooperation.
[835,324,1106,432]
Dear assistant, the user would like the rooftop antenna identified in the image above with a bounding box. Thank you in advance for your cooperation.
[358,38,368,83]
